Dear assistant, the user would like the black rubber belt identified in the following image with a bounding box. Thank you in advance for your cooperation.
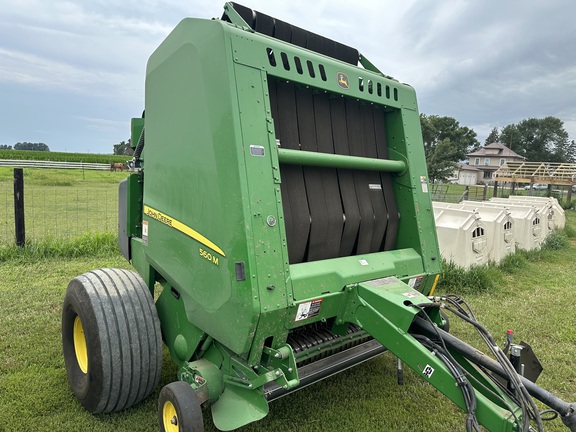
[295,87,329,262]
[373,108,399,250]
[254,9,275,35]
[345,98,375,255]
[275,81,311,264]
[360,104,388,252]
[330,97,361,257]
[313,93,344,259]
[224,3,359,65]
[273,19,292,43]
[269,79,398,261]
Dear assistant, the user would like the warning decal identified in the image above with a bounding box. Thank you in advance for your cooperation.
[295,299,323,321]
[423,364,435,378]
[142,221,148,246]
[408,276,424,290]
[420,176,429,193]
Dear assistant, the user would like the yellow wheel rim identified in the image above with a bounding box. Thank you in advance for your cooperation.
[162,401,179,432]
[73,316,88,373]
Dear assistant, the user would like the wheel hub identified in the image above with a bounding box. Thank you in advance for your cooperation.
[163,401,179,432]
[73,316,88,373]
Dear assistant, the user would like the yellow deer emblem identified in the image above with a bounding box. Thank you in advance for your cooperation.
[337,72,350,90]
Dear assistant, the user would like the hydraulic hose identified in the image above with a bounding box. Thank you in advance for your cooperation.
[411,316,576,430]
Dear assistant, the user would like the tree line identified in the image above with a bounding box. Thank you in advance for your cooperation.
[15,115,566,178]
[0,142,50,151]
[113,140,134,156]
[420,115,575,183]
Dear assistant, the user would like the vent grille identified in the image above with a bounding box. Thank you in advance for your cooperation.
[267,48,399,101]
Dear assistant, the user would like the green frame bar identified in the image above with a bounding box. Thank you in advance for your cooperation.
[277,148,406,173]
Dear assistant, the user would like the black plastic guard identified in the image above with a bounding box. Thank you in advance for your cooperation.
[223,2,359,65]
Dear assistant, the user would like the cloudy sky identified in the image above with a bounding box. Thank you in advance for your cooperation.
[1,0,575,154]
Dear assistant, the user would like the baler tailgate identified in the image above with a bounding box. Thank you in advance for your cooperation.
[269,78,400,264]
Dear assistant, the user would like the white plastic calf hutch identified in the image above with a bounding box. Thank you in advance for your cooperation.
[464,201,542,251]
[489,198,553,241]
[433,202,515,264]
[496,196,565,230]
[432,206,488,269]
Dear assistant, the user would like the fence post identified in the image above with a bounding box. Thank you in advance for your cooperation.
[13,168,25,247]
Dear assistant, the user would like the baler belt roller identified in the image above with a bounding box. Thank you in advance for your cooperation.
[265,339,386,402]
[222,2,359,65]
[287,321,374,365]
[277,148,406,172]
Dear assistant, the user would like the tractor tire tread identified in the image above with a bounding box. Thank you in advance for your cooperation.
[62,268,162,414]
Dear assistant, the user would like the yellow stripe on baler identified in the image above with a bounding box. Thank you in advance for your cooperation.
[428,274,441,296]
[143,205,226,257]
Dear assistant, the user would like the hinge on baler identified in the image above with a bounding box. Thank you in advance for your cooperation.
[223,345,299,391]
[222,2,254,32]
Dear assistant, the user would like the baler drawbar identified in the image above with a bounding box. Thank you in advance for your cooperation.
[61,3,575,431]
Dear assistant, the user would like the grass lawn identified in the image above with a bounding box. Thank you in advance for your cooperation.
[0,211,575,430]
[0,250,469,432]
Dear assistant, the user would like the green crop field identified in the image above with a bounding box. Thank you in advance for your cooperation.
[0,149,128,164]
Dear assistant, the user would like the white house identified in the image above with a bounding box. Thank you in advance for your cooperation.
[465,142,525,184]
[450,162,482,185]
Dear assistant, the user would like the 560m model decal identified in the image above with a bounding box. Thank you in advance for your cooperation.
[143,205,226,257]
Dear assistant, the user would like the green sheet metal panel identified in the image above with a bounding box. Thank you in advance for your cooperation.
[143,19,263,355]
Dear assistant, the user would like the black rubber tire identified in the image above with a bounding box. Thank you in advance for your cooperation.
[158,382,204,432]
[62,268,162,414]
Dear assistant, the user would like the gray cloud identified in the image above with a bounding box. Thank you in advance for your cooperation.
[386,1,576,139]
[1,0,575,153]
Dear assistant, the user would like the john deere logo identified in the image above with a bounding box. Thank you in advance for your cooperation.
[337,72,350,90]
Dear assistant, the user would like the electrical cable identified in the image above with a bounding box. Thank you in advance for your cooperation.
[413,333,481,432]
[429,297,538,431]
[410,304,481,432]
[443,299,542,432]
[416,296,545,432]
[539,409,559,421]
[441,297,544,432]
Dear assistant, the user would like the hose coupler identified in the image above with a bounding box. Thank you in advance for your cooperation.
[561,403,576,432]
